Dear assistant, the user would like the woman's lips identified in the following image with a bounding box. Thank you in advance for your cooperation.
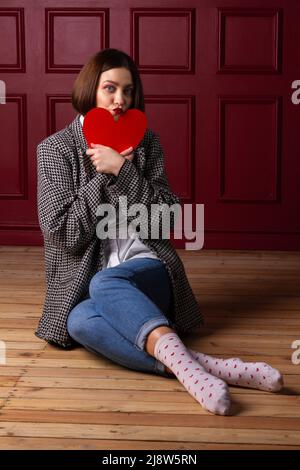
[112,108,123,115]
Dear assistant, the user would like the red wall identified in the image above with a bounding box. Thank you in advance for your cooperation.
[0,0,299,249]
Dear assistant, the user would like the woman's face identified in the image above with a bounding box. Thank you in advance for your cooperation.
[96,67,134,121]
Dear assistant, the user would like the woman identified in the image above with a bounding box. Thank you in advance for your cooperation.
[36,48,283,416]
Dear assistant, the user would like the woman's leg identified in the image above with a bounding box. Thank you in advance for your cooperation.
[142,329,231,415]
[187,350,283,392]
[88,258,175,352]
[70,258,231,414]
[67,298,171,377]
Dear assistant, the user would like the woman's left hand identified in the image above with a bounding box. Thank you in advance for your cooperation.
[86,143,125,176]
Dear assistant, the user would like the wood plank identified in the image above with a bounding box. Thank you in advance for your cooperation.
[0,304,42,315]
[0,281,44,289]
[0,422,300,446]
[192,296,300,309]
[13,375,300,394]
[5,398,300,418]
[0,292,45,303]
[205,318,300,326]
[5,357,121,368]
[1,409,299,431]
[0,319,40,328]
[0,330,43,341]
[0,387,15,399]
[1,342,45,350]
[7,386,299,406]
[0,367,27,377]
[0,377,19,387]
[0,437,298,450]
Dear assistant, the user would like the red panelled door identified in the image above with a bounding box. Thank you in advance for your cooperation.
[0,0,299,249]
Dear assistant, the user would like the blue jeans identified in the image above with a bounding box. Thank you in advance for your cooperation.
[67,257,177,377]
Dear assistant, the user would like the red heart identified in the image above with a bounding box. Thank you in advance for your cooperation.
[83,107,147,153]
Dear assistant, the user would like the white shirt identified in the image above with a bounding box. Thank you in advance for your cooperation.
[80,114,159,268]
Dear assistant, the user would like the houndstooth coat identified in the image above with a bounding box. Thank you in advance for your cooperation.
[35,114,204,348]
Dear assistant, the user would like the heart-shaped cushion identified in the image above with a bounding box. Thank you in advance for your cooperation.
[82,107,147,153]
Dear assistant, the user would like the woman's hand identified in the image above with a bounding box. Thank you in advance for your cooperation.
[120,146,134,162]
[86,143,133,176]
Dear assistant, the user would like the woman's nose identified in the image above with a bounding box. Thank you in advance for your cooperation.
[114,91,126,104]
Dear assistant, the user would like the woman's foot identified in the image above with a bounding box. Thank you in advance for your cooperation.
[154,333,231,415]
[189,350,284,392]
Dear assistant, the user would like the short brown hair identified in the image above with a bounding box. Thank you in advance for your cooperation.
[71,48,145,115]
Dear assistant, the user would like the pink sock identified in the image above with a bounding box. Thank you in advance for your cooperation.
[154,333,231,415]
[188,350,284,392]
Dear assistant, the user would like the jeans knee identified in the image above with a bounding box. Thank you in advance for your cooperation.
[67,308,86,342]
[89,269,122,298]
[89,270,110,296]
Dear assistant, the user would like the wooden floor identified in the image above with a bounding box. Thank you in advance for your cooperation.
[0,246,299,450]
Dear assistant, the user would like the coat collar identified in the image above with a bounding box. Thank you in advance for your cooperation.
[69,114,89,156]
[68,114,97,180]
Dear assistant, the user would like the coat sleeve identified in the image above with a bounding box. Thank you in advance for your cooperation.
[37,141,110,254]
[103,130,182,239]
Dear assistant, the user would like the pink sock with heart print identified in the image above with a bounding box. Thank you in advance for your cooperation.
[153,333,231,415]
[188,350,284,392]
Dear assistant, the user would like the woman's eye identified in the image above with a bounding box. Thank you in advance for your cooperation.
[105,86,133,95]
